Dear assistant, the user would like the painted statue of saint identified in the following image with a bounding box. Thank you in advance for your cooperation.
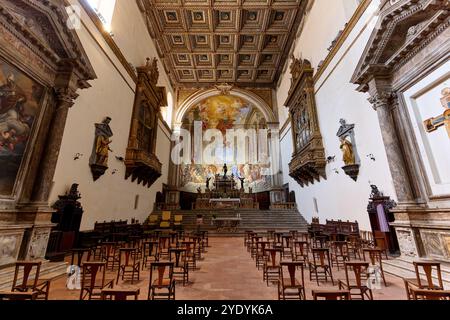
[340,137,355,165]
[92,117,113,167]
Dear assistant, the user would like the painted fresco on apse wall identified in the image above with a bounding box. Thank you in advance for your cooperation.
[179,95,271,193]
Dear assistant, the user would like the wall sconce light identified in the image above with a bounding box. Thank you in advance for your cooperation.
[333,168,339,174]
[327,155,336,163]
[111,169,118,175]
[74,153,83,160]
[115,156,125,162]
[366,154,376,161]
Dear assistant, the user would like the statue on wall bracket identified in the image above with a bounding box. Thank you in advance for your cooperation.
[89,117,113,181]
[337,119,360,181]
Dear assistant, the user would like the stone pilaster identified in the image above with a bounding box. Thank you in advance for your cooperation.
[368,91,415,205]
[32,87,78,202]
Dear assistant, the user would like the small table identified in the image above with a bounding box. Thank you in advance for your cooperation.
[213,218,242,233]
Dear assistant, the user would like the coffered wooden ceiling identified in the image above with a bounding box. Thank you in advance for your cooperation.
[137,0,307,88]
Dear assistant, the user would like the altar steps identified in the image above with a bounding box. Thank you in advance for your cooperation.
[152,209,309,236]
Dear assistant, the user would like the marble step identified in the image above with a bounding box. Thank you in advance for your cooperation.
[383,257,450,289]
[0,261,68,291]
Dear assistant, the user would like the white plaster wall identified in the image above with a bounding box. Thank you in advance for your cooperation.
[49,0,173,230]
[276,0,397,231]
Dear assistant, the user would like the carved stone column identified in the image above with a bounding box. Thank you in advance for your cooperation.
[368,91,415,205]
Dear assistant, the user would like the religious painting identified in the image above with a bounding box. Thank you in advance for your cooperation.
[0,59,45,196]
[179,95,271,193]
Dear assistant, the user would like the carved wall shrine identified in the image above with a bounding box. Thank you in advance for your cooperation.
[352,0,450,261]
[124,58,164,188]
[0,0,96,267]
[285,58,326,187]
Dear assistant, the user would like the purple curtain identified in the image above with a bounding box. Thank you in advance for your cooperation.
[376,204,390,232]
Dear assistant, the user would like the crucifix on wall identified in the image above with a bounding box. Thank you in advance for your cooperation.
[423,87,450,138]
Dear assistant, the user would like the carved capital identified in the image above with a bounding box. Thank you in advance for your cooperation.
[54,87,79,108]
[368,91,396,111]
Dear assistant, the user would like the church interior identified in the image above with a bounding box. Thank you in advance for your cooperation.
[0,0,449,302]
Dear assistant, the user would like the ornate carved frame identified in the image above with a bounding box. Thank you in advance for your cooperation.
[285,58,326,187]
[125,58,164,188]
[0,0,96,264]
[352,0,450,259]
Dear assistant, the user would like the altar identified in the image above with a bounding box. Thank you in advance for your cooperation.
[209,198,240,209]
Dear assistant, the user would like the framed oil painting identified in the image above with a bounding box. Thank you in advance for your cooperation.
[0,58,45,196]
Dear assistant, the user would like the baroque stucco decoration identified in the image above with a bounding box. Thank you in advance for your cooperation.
[352,0,450,261]
[0,0,96,266]
[285,57,326,187]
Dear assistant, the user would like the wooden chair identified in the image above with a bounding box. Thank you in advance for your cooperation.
[169,247,189,286]
[404,261,444,300]
[148,262,175,300]
[256,241,271,270]
[330,241,350,270]
[309,248,334,286]
[11,262,50,300]
[101,242,120,270]
[263,248,282,286]
[244,230,254,248]
[116,248,140,284]
[159,211,171,229]
[312,235,328,249]
[0,291,38,300]
[147,215,159,229]
[347,235,362,260]
[70,248,93,267]
[410,288,450,300]
[80,262,114,300]
[297,233,309,242]
[266,230,276,242]
[181,241,197,271]
[281,235,294,259]
[250,235,263,259]
[278,262,306,300]
[289,230,299,240]
[293,241,309,265]
[363,248,387,286]
[338,261,373,300]
[142,240,159,270]
[101,289,140,300]
[173,215,183,230]
[312,290,351,300]
[158,235,171,260]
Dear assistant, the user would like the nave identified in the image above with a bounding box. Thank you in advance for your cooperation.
[43,236,408,300]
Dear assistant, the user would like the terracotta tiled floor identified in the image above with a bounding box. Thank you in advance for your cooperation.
[48,237,407,300]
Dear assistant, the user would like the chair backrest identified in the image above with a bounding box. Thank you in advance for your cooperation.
[311,248,330,267]
[332,241,349,255]
[169,248,187,267]
[101,289,140,300]
[344,262,369,288]
[413,262,443,289]
[12,262,41,291]
[81,262,107,290]
[150,262,174,286]
[281,262,304,288]
[118,248,138,267]
[282,235,293,249]
[312,290,351,300]
[294,241,309,256]
[162,211,171,221]
[158,236,171,250]
[264,248,282,267]
[143,241,159,257]
[364,248,382,265]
